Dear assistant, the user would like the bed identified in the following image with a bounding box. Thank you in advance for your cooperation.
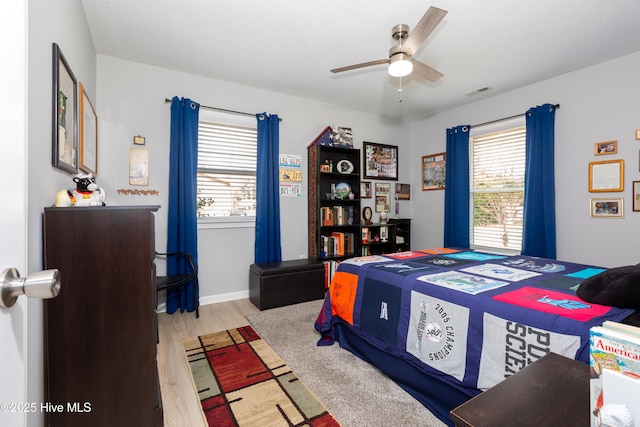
[314,248,637,426]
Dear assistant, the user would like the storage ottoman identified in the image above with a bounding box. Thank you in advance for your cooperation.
[249,259,326,310]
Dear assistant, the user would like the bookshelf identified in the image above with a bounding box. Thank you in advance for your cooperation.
[388,218,411,252]
[360,219,411,256]
[308,144,361,260]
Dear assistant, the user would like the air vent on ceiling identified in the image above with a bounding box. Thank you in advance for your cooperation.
[465,87,491,96]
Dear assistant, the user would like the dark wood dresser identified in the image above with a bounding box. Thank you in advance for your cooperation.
[43,206,162,427]
[449,352,589,427]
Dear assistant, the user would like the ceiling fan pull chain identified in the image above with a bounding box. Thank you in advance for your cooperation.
[397,77,403,103]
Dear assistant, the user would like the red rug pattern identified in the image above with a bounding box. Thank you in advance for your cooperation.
[183,325,340,427]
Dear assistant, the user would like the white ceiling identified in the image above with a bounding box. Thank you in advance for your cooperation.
[81,0,640,119]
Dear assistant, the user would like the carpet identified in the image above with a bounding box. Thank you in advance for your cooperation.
[247,300,447,427]
[182,325,340,427]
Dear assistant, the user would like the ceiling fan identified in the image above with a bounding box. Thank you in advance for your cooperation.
[330,6,447,82]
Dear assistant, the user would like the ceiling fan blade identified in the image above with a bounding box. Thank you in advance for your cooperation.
[411,59,444,82]
[403,6,448,56]
[330,59,389,73]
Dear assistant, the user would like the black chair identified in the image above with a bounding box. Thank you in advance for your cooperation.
[155,251,199,318]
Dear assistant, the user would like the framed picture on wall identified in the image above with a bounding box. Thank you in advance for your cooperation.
[590,198,624,218]
[52,43,78,174]
[363,142,398,180]
[593,140,617,156]
[79,82,98,175]
[129,148,149,186]
[422,152,446,191]
[375,182,391,212]
[588,159,624,192]
[360,181,372,198]
[633,181,640,212]
[395,183,410,200]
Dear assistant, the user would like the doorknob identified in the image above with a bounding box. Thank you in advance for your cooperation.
[0,268,61,309]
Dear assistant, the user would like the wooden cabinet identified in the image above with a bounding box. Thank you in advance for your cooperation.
[360,223,396,255]
[361,219,411,255]
[308,144,361,260]
[388,218,411,252]
[43,206,162,427]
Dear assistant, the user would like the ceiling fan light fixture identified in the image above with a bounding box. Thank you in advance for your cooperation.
[388,53,413,77]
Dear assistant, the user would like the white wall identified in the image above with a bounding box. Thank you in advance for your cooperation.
[96,55,409,303]
[410,51,640,268]
[27,0,96,425]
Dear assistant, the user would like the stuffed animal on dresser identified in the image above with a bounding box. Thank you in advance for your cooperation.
[71,173,106,206]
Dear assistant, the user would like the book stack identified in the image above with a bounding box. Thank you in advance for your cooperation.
[589,321,640,427]
[322,260,340,289]
[320,232,355,258]
[321,205,355,226]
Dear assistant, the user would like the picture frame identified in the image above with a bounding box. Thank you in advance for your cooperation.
[633,181,640,212]
[363,142,398,180]
[129,148,149,186]
[590,198,623,218]
[52,43,78,173]
[360,181,372,198]
[422,152,446,191]
[395,183,410,200]
[593,140,617,156]
[375,182,391,212]
[79,82,98,175]
[133,135,146,146]
[588,159,624,192]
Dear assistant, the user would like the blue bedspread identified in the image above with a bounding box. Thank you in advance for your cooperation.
[315,249,635,394]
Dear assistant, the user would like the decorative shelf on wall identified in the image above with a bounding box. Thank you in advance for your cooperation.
[117,189,160,196]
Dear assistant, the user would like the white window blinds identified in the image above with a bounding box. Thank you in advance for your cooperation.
[197,120,257,217]
[470,126,526,252]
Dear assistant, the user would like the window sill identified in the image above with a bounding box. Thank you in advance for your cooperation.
[470,245,520,257]
[198,216,256,230]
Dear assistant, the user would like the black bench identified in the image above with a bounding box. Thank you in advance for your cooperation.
[249,259,326,310]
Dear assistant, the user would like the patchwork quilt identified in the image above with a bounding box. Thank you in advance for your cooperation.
[315,248,635,392]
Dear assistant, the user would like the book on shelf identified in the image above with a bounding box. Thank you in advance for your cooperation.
[321,232,355,259]
[322,207,334,226]
[589,322,640,427]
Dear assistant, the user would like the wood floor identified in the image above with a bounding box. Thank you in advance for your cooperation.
[156,299,260,427]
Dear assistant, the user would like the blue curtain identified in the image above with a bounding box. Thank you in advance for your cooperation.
[444,125,471,248]
[522,104,557,258]
[166,96,199,313]
[254,113,282,264]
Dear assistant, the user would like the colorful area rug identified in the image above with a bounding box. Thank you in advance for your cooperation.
[182,325,340,427]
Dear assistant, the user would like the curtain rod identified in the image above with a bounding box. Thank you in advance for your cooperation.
[164,98,282,121]
[470,104,559,128]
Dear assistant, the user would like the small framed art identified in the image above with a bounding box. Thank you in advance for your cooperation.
[588,159,624,192]
[360,181,372,198]
[422,152,446,191]
[593,140,617,156]
[633,181,640,212]
[363,142,398,180]
[590,198,623,218]
[395,183,410,200]
[129,148,149,186]
[375,182,391,212]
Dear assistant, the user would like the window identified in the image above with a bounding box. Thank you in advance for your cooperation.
[469,122,526,252]
[197,111,257,218]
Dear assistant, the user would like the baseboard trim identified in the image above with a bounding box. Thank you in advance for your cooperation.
[156,290,250,313]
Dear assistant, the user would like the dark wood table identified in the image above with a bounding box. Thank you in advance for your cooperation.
[450,352,590,427]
